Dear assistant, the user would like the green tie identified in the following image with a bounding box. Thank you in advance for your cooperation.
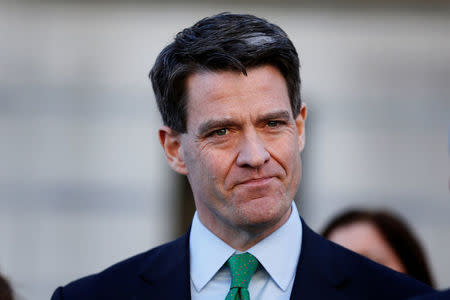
[225,253,259,300]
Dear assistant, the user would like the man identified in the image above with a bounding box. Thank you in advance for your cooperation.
[51,13,433,300]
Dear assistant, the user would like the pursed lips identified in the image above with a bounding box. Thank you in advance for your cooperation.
[235,176,276,187]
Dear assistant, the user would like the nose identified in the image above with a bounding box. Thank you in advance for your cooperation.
[236,131,270,168]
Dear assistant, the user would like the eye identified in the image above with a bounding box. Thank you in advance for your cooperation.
[213,128,228,136]
[267,120,283,127]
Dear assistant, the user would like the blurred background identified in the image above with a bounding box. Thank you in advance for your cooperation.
[0,0,449,299]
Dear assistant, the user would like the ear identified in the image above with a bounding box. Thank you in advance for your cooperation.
[159,126,188,175]
[295,103,307,152]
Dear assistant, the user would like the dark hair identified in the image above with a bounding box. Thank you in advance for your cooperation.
[321,209,434,287]
[0,273,13,300]
[150,12,301,133]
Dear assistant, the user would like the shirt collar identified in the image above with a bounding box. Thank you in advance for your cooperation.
[247,203,302,291]
[189,202,302,292]
[189,212,235,292]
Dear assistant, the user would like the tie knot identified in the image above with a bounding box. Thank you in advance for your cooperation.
[227,253,259,289]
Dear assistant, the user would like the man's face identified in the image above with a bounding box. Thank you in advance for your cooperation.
[162,65,306,237]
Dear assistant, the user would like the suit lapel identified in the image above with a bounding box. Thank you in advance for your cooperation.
[290,219,350,300]
[139,232,191,300]
[135,219,351,300]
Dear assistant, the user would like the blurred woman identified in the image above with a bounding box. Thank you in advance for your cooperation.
[322,209,434,287]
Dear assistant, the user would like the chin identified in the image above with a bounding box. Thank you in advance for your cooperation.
[233,196,292,230]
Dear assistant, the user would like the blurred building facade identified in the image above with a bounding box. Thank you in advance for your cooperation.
[0,1,449,299]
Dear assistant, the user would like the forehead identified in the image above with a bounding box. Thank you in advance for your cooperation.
[184,65,291,123]
[329,221,388,251]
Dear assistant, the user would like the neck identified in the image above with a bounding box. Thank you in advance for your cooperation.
[198,206,292,251]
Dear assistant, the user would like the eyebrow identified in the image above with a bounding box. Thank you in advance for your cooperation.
[197,118,238,137]
[256,110,292,123]
[196,110,292,137]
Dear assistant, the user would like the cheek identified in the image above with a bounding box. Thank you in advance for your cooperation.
[270,138,301,171]
[272,141,302,199]
[187,148,230,182]
[206,149,239,191]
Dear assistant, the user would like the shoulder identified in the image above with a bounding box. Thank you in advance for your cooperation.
[297,220,433,299]
[328,236,433,298]
[408,289,450,300]
[51,233,189,300]
[329,238,428,289]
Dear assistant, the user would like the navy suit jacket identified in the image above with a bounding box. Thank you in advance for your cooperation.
[409,290,450,300]
[51,219,433,299]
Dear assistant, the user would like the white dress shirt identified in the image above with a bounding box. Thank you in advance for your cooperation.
[189,202,302,300]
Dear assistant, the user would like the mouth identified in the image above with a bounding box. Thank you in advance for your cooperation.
[236,176,275,187]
